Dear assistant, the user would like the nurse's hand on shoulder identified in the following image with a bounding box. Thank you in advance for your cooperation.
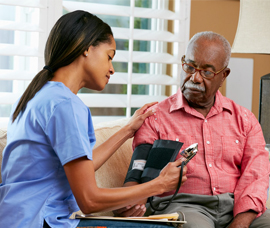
[126,102,158,138]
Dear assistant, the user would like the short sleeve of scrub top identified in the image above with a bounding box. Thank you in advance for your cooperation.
[45,98,95,165]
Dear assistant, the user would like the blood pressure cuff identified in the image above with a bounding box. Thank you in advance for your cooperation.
[124,143,152,184]
[124,140,183,184]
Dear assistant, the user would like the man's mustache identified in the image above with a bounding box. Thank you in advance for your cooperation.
[184,81,205,92]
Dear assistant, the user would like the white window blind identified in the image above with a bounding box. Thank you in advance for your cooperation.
[0,0,190,128]
[63,0,191,124]
[0,0,61,128]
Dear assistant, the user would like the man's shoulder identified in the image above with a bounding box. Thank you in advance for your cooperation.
[157,93,178,108]
[146,94,176,118]
[218,92,253,116]
[218,93,257,127]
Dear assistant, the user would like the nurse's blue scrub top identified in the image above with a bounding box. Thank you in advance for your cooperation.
[0,81,95,228]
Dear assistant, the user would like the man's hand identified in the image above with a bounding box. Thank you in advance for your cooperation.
[113,204,146,217]
[113,182,147,217]
[228,211,257,228]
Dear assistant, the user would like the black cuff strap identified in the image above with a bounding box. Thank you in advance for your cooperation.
[124,144,152,184]
[141,140,183,183]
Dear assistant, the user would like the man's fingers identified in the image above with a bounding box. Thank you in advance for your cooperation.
[130,206,146,217]
[119,204,145,217]
[115,206,130,214]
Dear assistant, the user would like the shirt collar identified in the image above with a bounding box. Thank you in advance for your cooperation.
[213,90,232,115]
[169,88,187,113]
[170,89,233,115]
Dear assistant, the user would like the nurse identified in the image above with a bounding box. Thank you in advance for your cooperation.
[0,10,187,228]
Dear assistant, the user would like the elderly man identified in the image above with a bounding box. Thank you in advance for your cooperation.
[114,31,270,228]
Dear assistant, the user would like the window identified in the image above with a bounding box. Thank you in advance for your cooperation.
[0,1,42,127]
[0,0,190,128]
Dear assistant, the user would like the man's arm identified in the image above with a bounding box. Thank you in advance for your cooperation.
[113,106,160,217]
[92,102,157,171]
[228,211,257,228]
[233,111,269,219]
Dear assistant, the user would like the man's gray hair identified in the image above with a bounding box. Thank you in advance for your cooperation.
[187,31,231,67]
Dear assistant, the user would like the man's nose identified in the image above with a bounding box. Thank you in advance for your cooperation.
[190,70,203,83]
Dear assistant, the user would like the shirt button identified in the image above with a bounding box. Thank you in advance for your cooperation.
[209,164,212,167]
[207,141,210,144]
[213,187,216,191]
[235,140,239,144]
[205,119,207,122]
[176,138,179,141]
[155,118,157,120]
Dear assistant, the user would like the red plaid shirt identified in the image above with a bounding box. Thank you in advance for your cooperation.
[133,89,269,217]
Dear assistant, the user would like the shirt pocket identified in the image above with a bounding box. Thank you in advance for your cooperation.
[221,136,245,174]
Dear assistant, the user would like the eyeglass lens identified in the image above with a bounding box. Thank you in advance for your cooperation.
[183,63,214,78]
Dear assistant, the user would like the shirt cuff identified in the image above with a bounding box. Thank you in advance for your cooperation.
[234,195,266,218]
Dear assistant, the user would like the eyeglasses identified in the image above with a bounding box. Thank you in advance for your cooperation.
[181,55,227,79]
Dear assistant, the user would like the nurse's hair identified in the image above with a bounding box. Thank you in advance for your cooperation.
[12,10,113,122]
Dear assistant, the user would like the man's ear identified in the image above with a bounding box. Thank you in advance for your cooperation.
[224,68,230,78]
[220,68,230,86]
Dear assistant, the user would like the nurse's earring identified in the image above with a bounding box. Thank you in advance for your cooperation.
[84,50,88,57]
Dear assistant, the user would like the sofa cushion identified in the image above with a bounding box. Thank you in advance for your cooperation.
[94,118,133,190]
[0,129,7,183]
[90,118,133,216]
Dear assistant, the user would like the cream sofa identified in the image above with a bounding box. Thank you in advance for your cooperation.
[0,118,270,217]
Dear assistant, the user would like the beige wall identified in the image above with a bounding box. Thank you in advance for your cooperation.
[190,0,270,118]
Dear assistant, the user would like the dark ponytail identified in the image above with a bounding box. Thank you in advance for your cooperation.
[12,10,113,122]
[12,69,53,122]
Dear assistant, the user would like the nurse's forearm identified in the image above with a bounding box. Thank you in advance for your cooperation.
[64,157,185,215]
